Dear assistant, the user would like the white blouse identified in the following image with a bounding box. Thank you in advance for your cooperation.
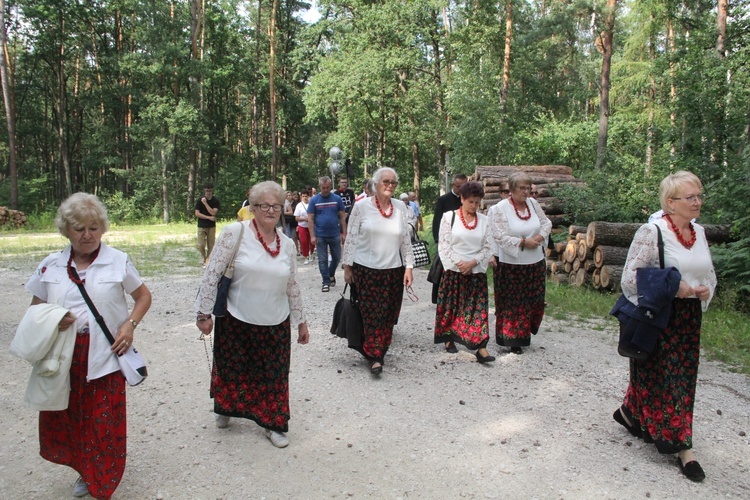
[438,211,493,274]
[195,221,305,326]
[294,201,309,228]
[491,197,552,265]
[621,219,716,311]
[342,198,414,270]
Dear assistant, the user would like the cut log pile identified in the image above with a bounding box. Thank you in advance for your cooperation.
[472,165,585,228]
[0,207,27,228]
[547,221,733,293]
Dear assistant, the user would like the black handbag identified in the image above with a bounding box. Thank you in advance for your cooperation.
[616,224,665,360]
[213,223,245,317]
[330,283,364,352]
[410,225,431,268]
[426,211,455,285]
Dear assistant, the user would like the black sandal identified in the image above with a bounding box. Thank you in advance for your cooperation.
[445,341,458,353]
[370,362,383,375]
[612,406,642,438]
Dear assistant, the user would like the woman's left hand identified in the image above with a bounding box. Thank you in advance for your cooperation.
[456,260,476,275]
[113,321,135,355]
[403,268,413,287]
[297,322,310,344]
[694,285,710,301]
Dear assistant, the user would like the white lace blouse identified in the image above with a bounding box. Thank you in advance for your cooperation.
[438,211,493,273]
[490,197,552,265]
[195,221,305,326]
[342,198,414,269]
[621,220,717,311]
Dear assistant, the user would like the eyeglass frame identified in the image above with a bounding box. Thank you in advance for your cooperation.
[253,203,284,212]
[670,194,706,204]
[381,179,399,186]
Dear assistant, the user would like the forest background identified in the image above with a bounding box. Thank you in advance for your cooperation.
[0,0,749,305]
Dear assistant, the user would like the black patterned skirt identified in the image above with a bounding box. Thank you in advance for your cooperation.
[434,270,489,349]
[494,259,546,347]
[622,298,701,454]
[211,312,291,432]
[353,263,405,364]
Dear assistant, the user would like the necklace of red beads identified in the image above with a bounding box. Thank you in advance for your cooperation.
[663,214,696,249]
[252,219,281,257]
[66,247,101,285]
[458,207,477,230]
[375,196,393,218]
[510,196,531,221]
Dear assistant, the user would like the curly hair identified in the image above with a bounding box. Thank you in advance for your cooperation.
[459,181,485,199]
[55,193,110,238]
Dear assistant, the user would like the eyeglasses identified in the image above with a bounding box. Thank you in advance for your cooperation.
[671,194,706,204]
[531,191,539,195]
[254,203,284,212]
[381,180,399,186]
[500,189,510,194]
[519,186,532,192]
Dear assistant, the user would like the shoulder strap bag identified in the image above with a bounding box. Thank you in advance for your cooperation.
[70,269,148,386]
[213,222,245,317]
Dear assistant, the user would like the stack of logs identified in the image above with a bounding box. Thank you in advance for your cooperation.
[0,206,27,228]
[548,221,732,292]
[472,165,585,227]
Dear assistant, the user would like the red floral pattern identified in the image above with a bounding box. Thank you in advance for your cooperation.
[352,264,405,363]
[211,313,291,432]
[434,270,489,349]
[494,260,546,347]
[622,298,701,454]
[39,330,126,500]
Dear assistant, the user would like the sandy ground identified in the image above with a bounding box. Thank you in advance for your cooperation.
[1,252,749,499]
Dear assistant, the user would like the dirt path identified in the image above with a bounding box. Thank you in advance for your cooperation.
[1,256,749,499]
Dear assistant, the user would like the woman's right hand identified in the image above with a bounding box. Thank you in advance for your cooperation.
[197,317,214,335]
[344,265,354,284]
[676,280,695,298]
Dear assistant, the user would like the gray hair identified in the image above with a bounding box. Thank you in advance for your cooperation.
[55,192,110,238]
[372,167,398,184]
[508,172,532,191]
[318,176,332,187]
[365,179,376,196]
[248,181,285,206]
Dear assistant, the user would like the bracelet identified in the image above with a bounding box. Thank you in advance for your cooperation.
[197,313,212,321]
[520,238,526,251]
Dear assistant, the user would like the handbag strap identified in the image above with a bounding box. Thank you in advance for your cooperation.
[654,223,665,269]
[70,268,116,346]
[223,223,245,280]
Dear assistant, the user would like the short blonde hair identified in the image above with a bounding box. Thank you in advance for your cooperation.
[249,181,285,206]
[660,171,703,213]
[508,172,532,191]
[55,193,110,238]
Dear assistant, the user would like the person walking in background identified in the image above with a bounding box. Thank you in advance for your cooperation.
[611,171,715,482]
[294,190,312,264]
[490,172,551,354]
[336,177,356,219]
[434,181,494,363]
[408,191,424,233]
[195,181,309,449]
[195,182,220,267]
[400,192,418,238]
[22,193,152,498]
[237,186,254,222]
[284,191,300,255]
[342,167,414,376]
[432,174,468,244]
[308,176,347,292]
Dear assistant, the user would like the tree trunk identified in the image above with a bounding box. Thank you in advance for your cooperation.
[269,0,279,180]
[593,245,629,268]
[57,12,72,196]
[600,265,623,290]
[500,0,512,115]
[0,0,18,209]
[595,0,617,170]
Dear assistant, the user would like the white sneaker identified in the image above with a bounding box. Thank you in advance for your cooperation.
[73,477,88,497]
[303,258,309,265]
[215,414,230,428]
[265,429,289,448]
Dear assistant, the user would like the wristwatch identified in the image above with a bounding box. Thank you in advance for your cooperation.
[129,319,138,328]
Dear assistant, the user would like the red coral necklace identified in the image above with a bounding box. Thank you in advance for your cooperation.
[664,214,696,249]
[458,207,477,230]
[66,247,101,285]
[374,196,393,218]
[252,219,281,257]
[510,196,531,221]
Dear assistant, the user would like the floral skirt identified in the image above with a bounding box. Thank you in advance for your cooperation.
[494,259,546,347]
[211,313,291,432]
[434,270,489,349]
[353,264,405,363]
[39,330,126,500]
[622,298,701,454]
